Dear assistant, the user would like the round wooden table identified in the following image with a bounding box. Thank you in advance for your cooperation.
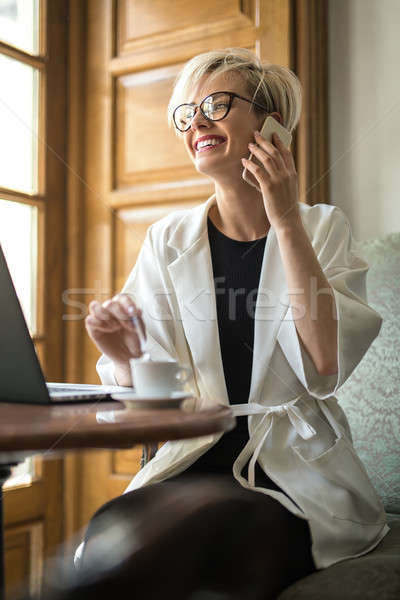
[0,399,234,458]
[0,398,235,599]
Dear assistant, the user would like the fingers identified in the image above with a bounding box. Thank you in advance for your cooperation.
[86,294,143,335]
[248,137,284,174]
[103,296,133,333]
[270,132,296,172]
[241,156,266,185]
[115,294,147,340]
[86,301,121,333]
[250,130,295,173]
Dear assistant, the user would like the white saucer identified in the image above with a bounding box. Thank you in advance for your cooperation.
[112,390,190,410]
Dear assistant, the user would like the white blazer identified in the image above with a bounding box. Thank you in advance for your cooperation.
[97,195,390,570]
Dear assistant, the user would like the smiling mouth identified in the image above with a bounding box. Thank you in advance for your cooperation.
[195,139,226,153]
[193,134,226,152]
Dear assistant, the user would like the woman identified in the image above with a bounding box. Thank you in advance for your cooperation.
[81,48,389,597]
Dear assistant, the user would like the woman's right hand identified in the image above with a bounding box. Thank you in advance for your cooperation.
[85,294,146,369]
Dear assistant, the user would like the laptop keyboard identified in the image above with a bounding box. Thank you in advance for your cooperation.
[48,386,99,394]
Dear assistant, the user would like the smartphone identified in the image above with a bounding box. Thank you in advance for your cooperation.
[242,116,292,191]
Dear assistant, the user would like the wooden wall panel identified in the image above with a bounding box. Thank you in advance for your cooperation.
[83,0,115,386]
[115,65,191,187]
[114,200,202,289]
[5,522,43,598]
[117,0,254,57]
[109,180,213,209]
[294,0,330,205]
[114,216,148,292]
[111,26,257,75]
[121,0,237,40]
[65,0,86,386]
[112,447,142,476]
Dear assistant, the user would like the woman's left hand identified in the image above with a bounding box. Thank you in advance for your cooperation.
[242,131,301,232]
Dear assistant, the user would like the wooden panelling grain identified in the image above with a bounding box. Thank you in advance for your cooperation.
[110,25,257,75]
[257,0,292,67]
[112,447,142,477]
[43,0,67,382]
[114,199,203,290]
[0,41,45,68]
[38,38,46,196]
[115,65,190,187]
[65,0,87,385]
[117,0,253,57]
[83,0,115,385]
[41,459,64,554]
[78,450,132,528]
[117,200,202,223]
[39,0,47,56]
[121,0,238,40]
[4,482,44,525]
[114,217,148,292]
[5,522,43,598]
[109,179,213,208]
[5,533,30,599]
[294,0,330,206]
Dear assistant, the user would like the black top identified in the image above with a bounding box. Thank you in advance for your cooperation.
[182,216,286,493]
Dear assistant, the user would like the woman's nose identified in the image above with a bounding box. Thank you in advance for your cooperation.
[190,107,210,131]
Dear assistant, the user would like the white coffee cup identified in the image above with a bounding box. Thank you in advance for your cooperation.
[129,359,192,397]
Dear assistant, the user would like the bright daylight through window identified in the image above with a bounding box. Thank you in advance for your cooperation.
[0,0,40,488]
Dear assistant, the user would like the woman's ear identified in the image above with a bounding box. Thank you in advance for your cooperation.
[256,112,282,132]
[270,112,283,125]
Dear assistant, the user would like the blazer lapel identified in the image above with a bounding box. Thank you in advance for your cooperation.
[167,196,229,407]
[249,227,290,402]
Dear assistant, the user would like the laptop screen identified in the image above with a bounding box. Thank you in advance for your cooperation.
[0,244,49,403]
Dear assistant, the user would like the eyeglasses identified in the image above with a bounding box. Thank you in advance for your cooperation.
[173,91,269,132]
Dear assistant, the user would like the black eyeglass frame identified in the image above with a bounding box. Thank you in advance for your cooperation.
[172,91,270,132]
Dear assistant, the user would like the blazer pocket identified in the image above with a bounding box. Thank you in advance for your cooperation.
[291,436,386,526]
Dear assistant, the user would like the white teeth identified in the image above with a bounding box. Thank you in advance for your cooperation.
[196,138,224,150]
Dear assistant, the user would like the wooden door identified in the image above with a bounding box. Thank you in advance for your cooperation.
[65,0,329,535]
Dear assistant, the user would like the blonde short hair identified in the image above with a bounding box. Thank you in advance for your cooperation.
[167,48,302,134]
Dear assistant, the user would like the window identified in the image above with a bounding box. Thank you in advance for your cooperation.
[0,0,43,487]
[0,199,38,331]
[0,0,39,55]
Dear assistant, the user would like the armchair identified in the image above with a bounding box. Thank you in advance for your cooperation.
[277,232,400,599]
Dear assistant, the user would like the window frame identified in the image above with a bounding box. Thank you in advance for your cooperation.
[0,0,46,346]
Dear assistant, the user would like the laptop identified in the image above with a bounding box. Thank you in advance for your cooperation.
[0,243,134,403]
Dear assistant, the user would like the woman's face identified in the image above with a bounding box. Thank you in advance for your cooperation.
[181,72,276,182]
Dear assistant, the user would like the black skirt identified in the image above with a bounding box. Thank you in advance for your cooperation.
[81,472,317,600]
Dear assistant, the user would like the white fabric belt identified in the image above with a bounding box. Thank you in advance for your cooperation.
[75,394,324,569]
[230,394,316,516]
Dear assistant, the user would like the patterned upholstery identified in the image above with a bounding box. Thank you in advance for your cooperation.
[278,232,400,599]
[336,232,400,517]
